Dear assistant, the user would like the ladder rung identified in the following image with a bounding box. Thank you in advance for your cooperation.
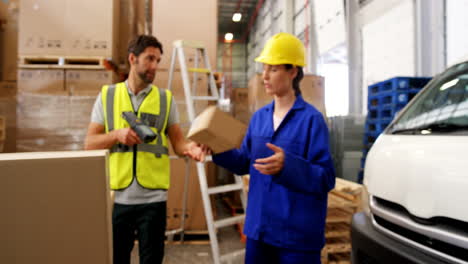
[165,228,183,236]
[192,96,219,101]
[220,249,246,262]
[188,67,211,74]
[214,215,245,229]
[173,40,205,49]
[208,183,243,195]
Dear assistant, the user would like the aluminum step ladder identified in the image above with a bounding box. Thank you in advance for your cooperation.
[167,40,247,264]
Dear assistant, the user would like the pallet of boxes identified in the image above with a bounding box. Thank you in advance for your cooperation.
[16,0,122,152]
[322,178,363,264]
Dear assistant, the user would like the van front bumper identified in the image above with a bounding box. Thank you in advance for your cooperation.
[351,212,449,264]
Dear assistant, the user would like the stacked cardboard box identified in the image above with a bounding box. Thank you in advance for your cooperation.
[18,0,119,59]
[231,88,250,124]
[166,158,217,231]
[152,0,219,232]
[16,69,117,152]
[15,0,122,152]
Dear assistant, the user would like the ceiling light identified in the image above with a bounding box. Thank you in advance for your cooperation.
[224,33,234,42]
[232,13,242,22]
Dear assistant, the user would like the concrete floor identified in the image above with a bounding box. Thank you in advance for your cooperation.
[130,197,246,264]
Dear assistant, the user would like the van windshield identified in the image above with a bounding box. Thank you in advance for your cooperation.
[390,62,468,135]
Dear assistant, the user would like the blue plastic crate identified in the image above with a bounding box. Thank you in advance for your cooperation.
[365,122,390,134]
[379,89,422,106]
[363,131,380,147]
[360,157,366,169]
[368,83,381,96]
[378,105,405,119]
[357,170,364,184]
[368,95,380,109]
[368,109,378,119]
[379,77,431,93]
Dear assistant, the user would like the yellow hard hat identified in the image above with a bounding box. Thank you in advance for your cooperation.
[255,32,306,67]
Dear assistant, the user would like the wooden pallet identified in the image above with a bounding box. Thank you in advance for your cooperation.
[18,55,108,70]
[322,237,351,264]
[332,178,363,210]
[328,253,351,264]
[326,207,354,224]
[322,179,362,264]
[325,222,350,239]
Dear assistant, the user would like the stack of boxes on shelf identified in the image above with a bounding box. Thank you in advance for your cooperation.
[16,0,121,152]
[322,178,363,264]
[329,116,366,182]
[360,76,431,182]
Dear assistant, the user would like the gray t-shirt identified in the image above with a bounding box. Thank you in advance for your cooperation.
[91,81,179,205]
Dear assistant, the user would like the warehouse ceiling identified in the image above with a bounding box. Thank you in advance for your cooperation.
[218,0,259,43]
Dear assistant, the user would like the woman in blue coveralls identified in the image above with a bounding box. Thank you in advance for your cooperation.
[212,32,335,263]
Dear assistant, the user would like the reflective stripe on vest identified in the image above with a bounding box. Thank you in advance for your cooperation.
[102,82,172,190]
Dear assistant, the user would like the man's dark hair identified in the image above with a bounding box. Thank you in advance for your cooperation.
[127,35,163,57]
[285,64,304,96]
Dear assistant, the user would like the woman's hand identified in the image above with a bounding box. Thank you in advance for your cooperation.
[183,141,212,162]
[253,143,284,175]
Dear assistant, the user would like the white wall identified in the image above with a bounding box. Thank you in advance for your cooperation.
[361,0,416,113]
[247,0,293,78]
[313,0,346,55]
[446,0,468,66]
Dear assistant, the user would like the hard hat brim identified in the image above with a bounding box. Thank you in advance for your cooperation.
[255,56,306,67]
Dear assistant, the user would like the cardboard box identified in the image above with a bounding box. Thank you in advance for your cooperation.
[154,69,210,100]
[65,0,119,58]
[232,88,251,124]
[166,158,217,230]
[18,69,66,95]
[0,150,112,264]
[248,73,327,117]
[67,70,117,96]
[232,88,249,106]
[152,0,217,70]
[16,93,94,152]
[187,106,247,154]
[19,0,119,58]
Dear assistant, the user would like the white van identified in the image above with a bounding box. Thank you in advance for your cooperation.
[351,62,468,263]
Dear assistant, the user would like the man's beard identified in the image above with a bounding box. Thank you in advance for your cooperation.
[138,70,155,84]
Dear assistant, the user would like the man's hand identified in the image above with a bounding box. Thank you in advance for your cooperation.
[184,141,212,162]
[253,143,285,175]
[113,128,142,146]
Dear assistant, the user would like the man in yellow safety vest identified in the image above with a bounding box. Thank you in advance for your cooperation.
[85,35,206,264]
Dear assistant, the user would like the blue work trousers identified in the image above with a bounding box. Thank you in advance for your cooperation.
[245,238,322,264]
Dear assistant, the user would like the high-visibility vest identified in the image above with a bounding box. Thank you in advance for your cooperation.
[102,82,172,190]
